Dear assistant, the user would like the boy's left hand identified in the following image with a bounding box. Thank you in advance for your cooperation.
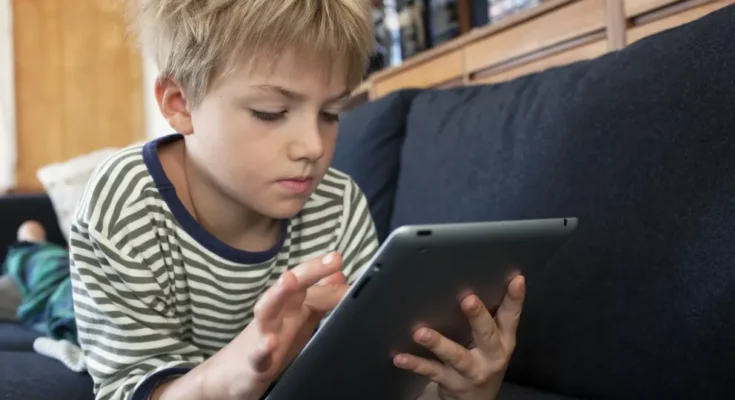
[393,275,526,400]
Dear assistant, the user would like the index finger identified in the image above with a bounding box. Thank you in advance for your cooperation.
[290,252,343,289]
[496,275,525,350]
[254,271,298,332]
[461,294,502,355]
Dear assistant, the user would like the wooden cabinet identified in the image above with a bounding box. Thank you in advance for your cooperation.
[473,39,607,85]
[464,0,606,74]
[628,1,734,43]
[362,0,733,104]
[12,0,144,191]
[624,0,680,17]
[373,49,464,97]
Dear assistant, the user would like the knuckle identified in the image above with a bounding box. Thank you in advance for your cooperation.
[488,358,510,376]
[471,368,491,385]
[480,327,495,343]
[415,361,442,381]
[414,363,430,375]
[455,353,474,372]
[253,299,265,316]
[428,365,443,381]
[467,370,484,385]
[448,348,465,365]
[472,363,495,384]
[471,358,509,384]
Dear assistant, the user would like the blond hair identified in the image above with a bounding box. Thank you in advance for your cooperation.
[130,0,374,106]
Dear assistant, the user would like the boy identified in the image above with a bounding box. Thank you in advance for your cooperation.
[68,1,526,399]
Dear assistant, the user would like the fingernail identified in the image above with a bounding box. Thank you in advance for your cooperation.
[394,355,407,366]
[322,252,335,265]
[418,328,432,343]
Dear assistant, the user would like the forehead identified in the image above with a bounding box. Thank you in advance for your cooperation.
[225,48,350,97]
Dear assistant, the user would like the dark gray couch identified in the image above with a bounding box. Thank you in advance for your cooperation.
[2,4,735,399]
[0,195,94,400]
[333,5,735,399]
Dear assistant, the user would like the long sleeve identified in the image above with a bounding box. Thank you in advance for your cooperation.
[337,179,380,283]
[69,219,204,400]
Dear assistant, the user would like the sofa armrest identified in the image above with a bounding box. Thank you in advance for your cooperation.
[0,194,66,263]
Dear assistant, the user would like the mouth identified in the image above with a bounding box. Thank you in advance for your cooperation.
[277,177,314,195]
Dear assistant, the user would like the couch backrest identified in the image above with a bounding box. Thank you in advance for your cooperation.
[389,5,735,399]
[334,89,422,242]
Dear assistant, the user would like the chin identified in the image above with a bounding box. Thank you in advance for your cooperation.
[262,198,309,219]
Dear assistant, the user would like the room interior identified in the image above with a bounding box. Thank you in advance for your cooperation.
[1,0,735,399]
[2,0,731,193]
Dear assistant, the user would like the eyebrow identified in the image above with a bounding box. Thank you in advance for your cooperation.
[254,85,351,104]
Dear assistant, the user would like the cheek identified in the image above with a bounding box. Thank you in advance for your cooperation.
[190,108,270,179]
[191,103,244,140]
[192,103,268,155]
[320,121,339,144]
[320,127,339,159]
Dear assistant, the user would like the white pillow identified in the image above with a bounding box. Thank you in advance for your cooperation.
[36,147,120,241]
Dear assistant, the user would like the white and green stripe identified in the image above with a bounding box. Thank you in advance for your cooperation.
[68,141,378,400]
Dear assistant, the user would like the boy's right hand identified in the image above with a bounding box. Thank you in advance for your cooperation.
[200,251,348,399]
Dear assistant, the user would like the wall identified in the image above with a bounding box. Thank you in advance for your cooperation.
[12,0,145,191]
[143,57,171,139]
[0,0,16,193]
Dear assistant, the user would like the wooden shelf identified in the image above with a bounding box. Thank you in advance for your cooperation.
[369,0,578,83]
[628,0,732,42]
[350,79,372,100]
[625,0,681,17]
[464,0,606,75]
[348,0,733,107]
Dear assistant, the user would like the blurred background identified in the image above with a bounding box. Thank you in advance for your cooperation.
[0,0,547,194]
[370,0,541,72]
[1,0,724,194]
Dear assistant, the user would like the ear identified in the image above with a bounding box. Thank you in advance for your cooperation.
[155,77,194,135]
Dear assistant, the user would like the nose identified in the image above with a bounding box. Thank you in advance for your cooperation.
[288,118,325,162]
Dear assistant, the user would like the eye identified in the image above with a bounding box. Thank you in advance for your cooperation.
[320,111,340,123]
[250,110,286,122]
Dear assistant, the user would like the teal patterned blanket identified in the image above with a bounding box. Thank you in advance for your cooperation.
[2,242,78,345]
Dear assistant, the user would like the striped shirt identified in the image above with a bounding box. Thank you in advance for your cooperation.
[68,134,379,400]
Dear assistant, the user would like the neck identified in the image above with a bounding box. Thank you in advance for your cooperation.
[161,140,281,252]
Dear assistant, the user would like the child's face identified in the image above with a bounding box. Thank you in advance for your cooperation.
[176,50,350,220]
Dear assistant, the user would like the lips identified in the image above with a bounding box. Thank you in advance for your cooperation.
[278,177,314,195]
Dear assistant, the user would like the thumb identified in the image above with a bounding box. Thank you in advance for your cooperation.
[303,284,349,313]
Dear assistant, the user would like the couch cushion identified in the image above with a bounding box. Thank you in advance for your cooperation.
[0,321,40,351]
[391,5,735,399]
[333,89,422,242]
[0,351,93,400]
[37,147,120,242]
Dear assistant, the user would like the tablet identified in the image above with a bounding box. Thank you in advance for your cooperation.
[266,217,578,400]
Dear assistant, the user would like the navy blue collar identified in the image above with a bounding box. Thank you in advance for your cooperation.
[142,134,288,265]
